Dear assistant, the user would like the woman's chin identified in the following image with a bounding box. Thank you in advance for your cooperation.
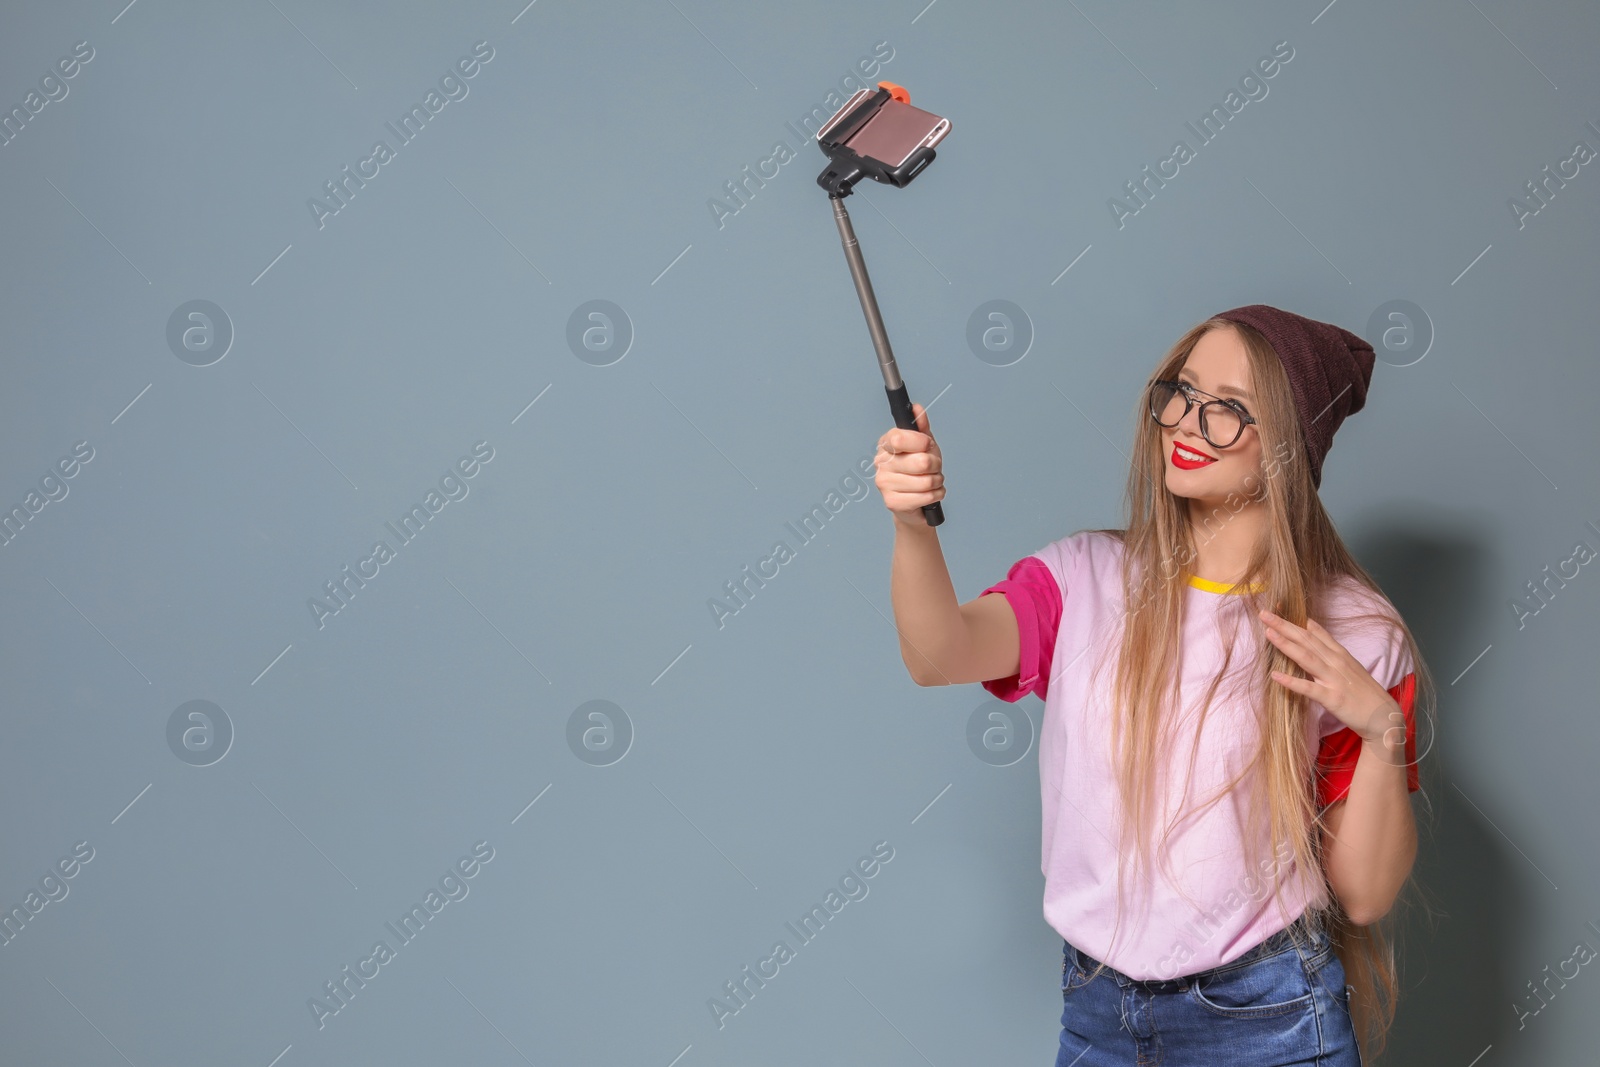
[1165,467,1239,505]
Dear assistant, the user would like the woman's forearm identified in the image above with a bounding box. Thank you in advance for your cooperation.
[1324,733,1418,925]
[889,519,968,685]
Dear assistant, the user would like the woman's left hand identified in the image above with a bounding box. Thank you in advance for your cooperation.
[1259,609,1402,745]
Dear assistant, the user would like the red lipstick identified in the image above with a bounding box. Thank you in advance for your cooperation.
[1170,440,1218,469]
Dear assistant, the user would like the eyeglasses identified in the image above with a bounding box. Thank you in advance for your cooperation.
[1148,379,1257,450]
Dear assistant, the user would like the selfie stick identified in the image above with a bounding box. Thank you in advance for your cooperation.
[817,83,945,527]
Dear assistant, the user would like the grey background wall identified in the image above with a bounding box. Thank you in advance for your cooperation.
[1,1,1595,1064]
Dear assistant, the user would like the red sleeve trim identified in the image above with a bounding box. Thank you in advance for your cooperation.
[1315,671,1419,809]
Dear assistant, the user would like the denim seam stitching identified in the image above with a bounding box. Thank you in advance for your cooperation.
[1186,934,1322,1020]
[1299,940,1327,1062]
[1200,940,1300,981]
[1188,983,1314,1019]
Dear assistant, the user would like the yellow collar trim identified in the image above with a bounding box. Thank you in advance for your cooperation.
[1187,574,1267,595]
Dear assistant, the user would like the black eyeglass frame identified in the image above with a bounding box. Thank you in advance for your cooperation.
[1148,378,1258,450]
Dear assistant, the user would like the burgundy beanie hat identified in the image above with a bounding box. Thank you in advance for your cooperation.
[1211,304,1375,489]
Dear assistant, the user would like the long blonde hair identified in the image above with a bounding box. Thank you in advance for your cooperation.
[1073,316,1437,1063]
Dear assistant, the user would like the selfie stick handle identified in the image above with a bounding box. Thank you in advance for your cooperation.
[831,195,943,527]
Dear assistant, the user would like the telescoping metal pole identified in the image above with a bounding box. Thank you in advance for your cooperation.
[830,195,944,527]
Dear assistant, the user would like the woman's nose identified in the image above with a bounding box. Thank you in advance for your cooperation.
[1178,398,1205,437]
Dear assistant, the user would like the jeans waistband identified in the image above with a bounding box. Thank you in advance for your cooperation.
[1067,914,1328,991]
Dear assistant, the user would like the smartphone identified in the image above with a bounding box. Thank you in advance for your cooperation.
[815,83,950,195]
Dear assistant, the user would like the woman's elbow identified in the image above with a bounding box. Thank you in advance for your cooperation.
[1341,899,1388,927]
[1334,867,1412,926]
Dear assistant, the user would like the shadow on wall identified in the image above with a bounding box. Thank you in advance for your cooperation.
[1358,525,1515,1066]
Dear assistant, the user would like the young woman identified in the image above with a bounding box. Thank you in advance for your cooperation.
[875,305,1433,1066]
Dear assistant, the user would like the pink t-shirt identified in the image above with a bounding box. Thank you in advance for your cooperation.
[980,529,1419,980]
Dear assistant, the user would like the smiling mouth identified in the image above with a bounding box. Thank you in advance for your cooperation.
[1170,441,1218,469]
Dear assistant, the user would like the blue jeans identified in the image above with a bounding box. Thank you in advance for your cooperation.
[1056,918,1361,1066]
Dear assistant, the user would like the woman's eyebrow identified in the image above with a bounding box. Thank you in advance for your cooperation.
[1177,369,1252,401]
